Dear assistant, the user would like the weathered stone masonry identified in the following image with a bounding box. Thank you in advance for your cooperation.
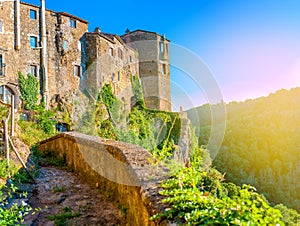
[0,1,88,105]
[38,132,171,226]
[0,0,171,111]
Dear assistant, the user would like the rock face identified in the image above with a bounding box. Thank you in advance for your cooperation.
[24,166,126,226]
[37,132,171,226]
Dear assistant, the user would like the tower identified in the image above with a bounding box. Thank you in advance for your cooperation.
[121,30,171,112]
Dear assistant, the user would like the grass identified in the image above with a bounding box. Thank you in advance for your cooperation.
[18,120,53,146]
[47,207,80,226]
[52,185,65,193]
[118,204,127,217]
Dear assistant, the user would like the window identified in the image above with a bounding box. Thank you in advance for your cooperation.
[30,9,37,19]
[70,19,76,28]
[0,54,4,76]
[29,65,38,77]
[112,73,115,82]
[54,94,60,103]
[118,71,120,81]
[0,20,3,33]
[118,48,123,59]
[30,36,38,48]
[78,41,81,51]
[162,64,166,75]
[160,42,164,53]
[63,40,68,50]
[110,47,114,56]
[74,65,81,77]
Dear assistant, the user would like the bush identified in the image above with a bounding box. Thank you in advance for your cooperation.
[34,106,57,135]
[274,204,300,225]
[151,167,283,225]
[0,160,18,180]
[0,184,33,225]
[18,120,54,146]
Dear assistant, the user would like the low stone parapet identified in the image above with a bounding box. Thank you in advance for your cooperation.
[38,132,170,225]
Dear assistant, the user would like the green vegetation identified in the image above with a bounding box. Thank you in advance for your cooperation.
[118,204,127,217]
[18,70,57,146]
[47,207,80,226]
[188,88,300,224]
[18,102,57,147]
[38,149,66,168]
[52,185,66,193]
[18,72,39,110]
[0,183,33,226]
[78,81,181,161]
[2,71,298,225]
[274,204,300,226]
[73,79,295,224]
[18,120,55,146]
[0,72,59,225]
[0,160,18,180]
[151,165,283,225]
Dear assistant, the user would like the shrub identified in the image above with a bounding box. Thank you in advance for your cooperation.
[0,160,18,180]
[18,72,39,110]
[151,167,283,225]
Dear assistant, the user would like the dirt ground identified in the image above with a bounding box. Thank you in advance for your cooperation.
[23,167,127,226]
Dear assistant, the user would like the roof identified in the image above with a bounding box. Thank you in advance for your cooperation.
[121,29,170,42]
[86,32,115,44]
[102,33,126,45]
[20,2,88,24]
[86,31,138,53]
[58,12,88,24]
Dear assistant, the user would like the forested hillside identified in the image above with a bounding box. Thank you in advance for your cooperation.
[187,87,300,212]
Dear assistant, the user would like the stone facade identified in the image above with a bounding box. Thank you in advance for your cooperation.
[83,28,139,106]
[0,1,171,112]
[0,1,88,105]
[121,30,171,112]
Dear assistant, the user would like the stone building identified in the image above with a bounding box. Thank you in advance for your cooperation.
[0,0,171,112]
[0,0,88,106]
[82,28,139,106]
[121,30,171,112]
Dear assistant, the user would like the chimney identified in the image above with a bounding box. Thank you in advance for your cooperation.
[94,27,101,34]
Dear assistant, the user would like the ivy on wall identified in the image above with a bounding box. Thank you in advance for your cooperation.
[18,72,39,110]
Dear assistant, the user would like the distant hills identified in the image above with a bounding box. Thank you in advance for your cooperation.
[187,87,300,211]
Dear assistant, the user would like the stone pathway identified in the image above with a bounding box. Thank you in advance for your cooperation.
[23,167,126,226]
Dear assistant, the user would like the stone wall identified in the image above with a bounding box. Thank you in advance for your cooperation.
[0,1,171,113]
[0,1,88,103]
[121,30,171,112]
[84,30,139,110]
[38,132,170,226]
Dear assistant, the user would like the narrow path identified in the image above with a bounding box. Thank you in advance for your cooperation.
[24,167,126,226]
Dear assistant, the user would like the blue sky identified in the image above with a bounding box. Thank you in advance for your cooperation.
[25,0,300,109]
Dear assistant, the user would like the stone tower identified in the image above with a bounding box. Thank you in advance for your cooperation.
[121,30,171,112]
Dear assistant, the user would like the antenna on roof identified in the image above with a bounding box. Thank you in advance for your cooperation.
[125,28,130,34]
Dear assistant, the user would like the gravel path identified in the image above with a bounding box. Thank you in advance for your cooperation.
[23,167,126,226]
